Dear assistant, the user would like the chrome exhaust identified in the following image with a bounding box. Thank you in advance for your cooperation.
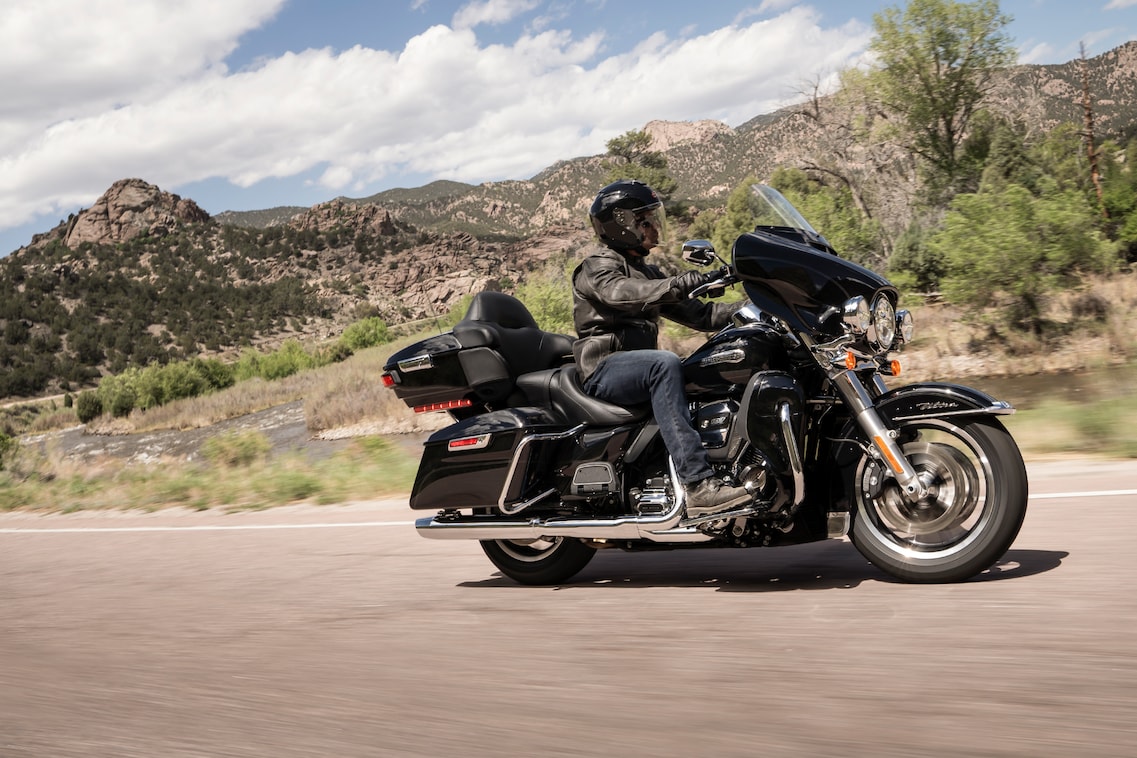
[416,458,713,544]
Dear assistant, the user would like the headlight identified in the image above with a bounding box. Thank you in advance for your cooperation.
[871,294,896,349]
[843,296,871,334]
[896,309,914,344]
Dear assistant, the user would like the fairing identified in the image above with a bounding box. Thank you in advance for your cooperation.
[732,230,896,340]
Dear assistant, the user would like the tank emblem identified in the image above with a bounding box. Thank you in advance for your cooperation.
[700,348,746,367]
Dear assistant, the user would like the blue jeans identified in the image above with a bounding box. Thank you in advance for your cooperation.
[582,350,712,485]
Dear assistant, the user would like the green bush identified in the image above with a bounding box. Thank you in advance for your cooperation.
[933,181,1122,329]
[0,432,15,471]
[234,340,319,382]
[75,391,103,424]
[515,277,574,334]
[189,357,235,390]
[257,340,317,380]
[340,317,392,351]
[155,362,210,405]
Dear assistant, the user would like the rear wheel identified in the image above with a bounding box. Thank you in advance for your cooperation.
[850,417,1028,583]
[480,537,596,585]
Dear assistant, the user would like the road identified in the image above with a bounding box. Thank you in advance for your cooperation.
[1,459,1135,758]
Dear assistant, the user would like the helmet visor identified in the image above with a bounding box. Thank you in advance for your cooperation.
[613,203,667,250]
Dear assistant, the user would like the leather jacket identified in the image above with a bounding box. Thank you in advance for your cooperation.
[571,247,738,381]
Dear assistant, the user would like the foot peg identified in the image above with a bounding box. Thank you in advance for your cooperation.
[680,505,761,527]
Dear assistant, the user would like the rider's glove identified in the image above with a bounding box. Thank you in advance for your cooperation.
[704,266,732,298]
[671,269,713,298]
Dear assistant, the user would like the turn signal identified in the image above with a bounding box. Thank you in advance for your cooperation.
[845,351,857,370]
[890,360,902,377]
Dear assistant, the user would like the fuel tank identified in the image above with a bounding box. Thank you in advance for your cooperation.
[682,323,787,397]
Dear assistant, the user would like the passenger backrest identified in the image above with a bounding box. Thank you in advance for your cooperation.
[452,292,573,403]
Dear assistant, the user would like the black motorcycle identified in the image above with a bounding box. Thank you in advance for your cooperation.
[382,184,1028,585]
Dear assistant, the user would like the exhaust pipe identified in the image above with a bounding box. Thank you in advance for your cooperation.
[416,459,712,543]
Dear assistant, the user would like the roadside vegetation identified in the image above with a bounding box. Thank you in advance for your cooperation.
[2,292,1136,514]
[3,0,1137,512]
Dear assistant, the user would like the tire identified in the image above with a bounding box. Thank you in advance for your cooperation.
[850,417,1028,583]
[480,537,596,586]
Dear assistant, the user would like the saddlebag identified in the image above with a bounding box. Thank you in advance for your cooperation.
[409,407,565,510]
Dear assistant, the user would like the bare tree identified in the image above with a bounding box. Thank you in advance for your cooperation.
[1080,42,1108,219]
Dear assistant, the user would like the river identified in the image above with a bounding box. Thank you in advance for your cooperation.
[937,363,1136,410]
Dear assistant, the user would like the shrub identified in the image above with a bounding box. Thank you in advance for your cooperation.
[258,340,317,380]
[109,387,136,418]
[235,340,318,382]
[0,432,15,471]
[75,391,103,424]
[340,317,392,351]
[189,357,235,391]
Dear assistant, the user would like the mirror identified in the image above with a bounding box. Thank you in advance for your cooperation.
[681,239,716,266]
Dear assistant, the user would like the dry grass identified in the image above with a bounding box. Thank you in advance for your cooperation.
[0,435,419,513]
[81,331,451,439]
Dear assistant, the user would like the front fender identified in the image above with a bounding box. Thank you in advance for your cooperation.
[876,382,1014,422]
[830,381,1015,511]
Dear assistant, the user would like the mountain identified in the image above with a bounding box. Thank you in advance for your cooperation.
[218,41,1137,242]
[1,43,1135,400]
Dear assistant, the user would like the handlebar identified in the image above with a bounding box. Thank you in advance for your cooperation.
[688,265,738,299]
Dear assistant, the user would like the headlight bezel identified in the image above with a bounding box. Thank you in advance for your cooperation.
[842,295,871,335]
[870,294,896,350]
[896,309,914,345]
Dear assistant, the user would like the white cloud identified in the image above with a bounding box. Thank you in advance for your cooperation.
[0,0,283,131]
[1017,41,1054,65]
[1079,28,1123,52]
[452,0,540,30]
[1104,0,1137,9]
[0,3,872,232]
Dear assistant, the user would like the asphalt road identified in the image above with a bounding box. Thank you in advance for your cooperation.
[2,459,1135,758]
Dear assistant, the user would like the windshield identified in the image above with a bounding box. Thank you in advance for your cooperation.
[745,184,832,252]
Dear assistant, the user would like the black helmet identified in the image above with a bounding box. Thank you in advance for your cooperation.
[589,180,665,252]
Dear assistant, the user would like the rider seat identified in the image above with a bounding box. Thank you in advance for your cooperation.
[516,366,650,426]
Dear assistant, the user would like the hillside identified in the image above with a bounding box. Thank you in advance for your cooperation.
[1,42,1135,401]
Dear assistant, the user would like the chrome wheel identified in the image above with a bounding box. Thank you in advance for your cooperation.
[495,537,569,562]
[869,438,983,552]
[851,418,1028,583]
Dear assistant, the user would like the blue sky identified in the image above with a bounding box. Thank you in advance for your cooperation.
[1,0,1134,256]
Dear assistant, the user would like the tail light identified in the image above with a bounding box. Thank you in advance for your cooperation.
[413,399,474,414]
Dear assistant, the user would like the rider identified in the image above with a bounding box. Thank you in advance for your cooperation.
[572,179,750,519]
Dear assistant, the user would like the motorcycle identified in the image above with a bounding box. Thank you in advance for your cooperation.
[382,184,1028,585]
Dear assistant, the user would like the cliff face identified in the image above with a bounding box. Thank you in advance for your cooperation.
[64,178,210,248]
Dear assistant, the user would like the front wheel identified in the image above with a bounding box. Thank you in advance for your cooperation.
[480,537,596,585]
[850,417,1028,583]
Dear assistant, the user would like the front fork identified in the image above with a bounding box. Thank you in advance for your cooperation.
[829,369,929,503]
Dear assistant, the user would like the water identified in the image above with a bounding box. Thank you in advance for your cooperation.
[938,364,1137,411]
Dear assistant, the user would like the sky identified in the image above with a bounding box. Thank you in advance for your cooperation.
[1,0,1135,256]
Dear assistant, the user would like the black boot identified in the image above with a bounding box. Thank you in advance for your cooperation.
[685,477,751,519]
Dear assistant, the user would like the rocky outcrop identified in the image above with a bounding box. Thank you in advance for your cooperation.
[64,178,209,248]
[644,119,732,151]
[292,198,398,236]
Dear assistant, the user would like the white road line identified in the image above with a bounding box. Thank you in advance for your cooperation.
[1029,489,1137,500]
[0,520,416,534]
[1,489,1135,535]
